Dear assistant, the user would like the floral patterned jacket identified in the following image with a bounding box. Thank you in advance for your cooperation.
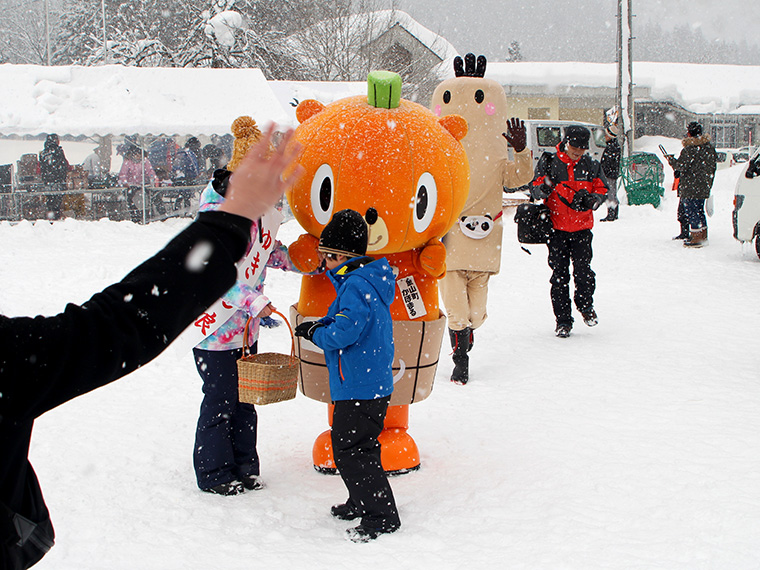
[195,183,297,351]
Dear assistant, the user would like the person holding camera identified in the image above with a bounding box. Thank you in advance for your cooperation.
[665,121,717,248]
[530,125,608,338]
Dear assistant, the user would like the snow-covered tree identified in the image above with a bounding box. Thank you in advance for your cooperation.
[635,22,760,65]
[178,5,305,76]
[51,0,302,75]
[506,40,523,62]
[285,1,395,81]
[0,0,59,64]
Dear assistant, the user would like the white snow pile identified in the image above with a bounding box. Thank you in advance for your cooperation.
[204,11,244,48]
[0,64,289,137]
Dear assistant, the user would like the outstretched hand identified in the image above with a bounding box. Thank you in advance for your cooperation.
[502,118,527,153]
[219,124,304,221]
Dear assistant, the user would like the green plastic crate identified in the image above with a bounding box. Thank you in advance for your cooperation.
[620,152,665,208]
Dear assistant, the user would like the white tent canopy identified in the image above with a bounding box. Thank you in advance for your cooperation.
[0,64,291,137]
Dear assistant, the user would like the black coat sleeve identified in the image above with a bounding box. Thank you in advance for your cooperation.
[600,140,621,180]
[530,152,555,200]
[0,211,252,424]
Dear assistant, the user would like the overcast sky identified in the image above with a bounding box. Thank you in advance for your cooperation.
[397,0,760,62]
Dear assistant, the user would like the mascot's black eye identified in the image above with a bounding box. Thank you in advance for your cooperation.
[474,90,485,104]
[319,179,331,211]
[310,163,334,225]
[416,186,428,219]
[443,90,451,104]
[413,172,438,233]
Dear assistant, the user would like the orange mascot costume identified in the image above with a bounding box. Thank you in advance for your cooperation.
[287,71,470,473]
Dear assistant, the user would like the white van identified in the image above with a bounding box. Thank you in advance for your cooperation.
[733,146,760,258]
[505,120,606,196]
[523,120,607,170]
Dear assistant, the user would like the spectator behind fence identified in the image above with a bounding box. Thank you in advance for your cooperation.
[173,139,201,185]
[148,137,178,183]
[118,143,159,223]
[39,134,69,220]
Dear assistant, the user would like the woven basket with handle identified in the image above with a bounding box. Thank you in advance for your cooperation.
[237,309,299,405]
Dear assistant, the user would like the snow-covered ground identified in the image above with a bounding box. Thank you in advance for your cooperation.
[1,144,759,569]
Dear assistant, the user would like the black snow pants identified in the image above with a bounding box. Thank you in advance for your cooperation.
[331,396,400,531]
[547,229,595,326]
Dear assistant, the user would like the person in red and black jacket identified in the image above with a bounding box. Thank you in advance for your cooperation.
[530,125,608,338]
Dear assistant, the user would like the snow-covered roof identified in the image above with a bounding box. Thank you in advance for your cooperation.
[269,80,366,126]
[0,64,290,137]
[378,10,459,62]
[2,60,757,140]
[287,10,458,65]
[730,105,760,116]
[478,61,760,115]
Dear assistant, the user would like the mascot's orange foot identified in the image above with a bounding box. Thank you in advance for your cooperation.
[312,429,337,474]
[312,428,421,475]
[378,428,421,475]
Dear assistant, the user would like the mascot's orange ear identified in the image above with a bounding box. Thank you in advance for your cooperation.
[439,114,468,141]
[296,99,326,124]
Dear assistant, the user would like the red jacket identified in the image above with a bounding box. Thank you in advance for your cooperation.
[532,144,608,232]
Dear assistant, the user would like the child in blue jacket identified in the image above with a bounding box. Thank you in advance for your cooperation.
[294,209,400,542]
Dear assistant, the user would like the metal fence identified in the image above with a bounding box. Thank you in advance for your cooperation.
[0,183,205,224]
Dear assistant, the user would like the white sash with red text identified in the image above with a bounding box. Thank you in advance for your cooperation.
[172,208,283,353]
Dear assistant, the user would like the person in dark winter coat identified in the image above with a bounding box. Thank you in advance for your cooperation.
[531,125,608,338]
[667,121,717,248]
[294,209,400,543]
[173,139,201,184]
[39,134,69,220]
[599,124,622,222]
[0,126,303,570]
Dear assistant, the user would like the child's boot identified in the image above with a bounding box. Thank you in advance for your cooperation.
[449,328,471,385]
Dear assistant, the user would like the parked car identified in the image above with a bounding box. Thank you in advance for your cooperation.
[732,146,756,163]
[715,149,735,170]
[733,147,760,258]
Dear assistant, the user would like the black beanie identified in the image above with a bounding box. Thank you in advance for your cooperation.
[564,125,590,149]
[687,121,703,137]
[318,209,368,258]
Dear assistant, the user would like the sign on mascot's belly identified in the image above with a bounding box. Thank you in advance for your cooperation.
[286,71,470,474]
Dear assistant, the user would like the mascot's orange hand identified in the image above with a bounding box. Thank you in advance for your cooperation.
[415,239,447,278]
[289,234,321,273]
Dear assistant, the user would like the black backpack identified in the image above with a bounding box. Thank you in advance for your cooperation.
[514,202,553,244]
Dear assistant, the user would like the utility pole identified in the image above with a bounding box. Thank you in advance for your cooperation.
[616,0,634,157]
[102,0,108,63]
[44,0,50,65]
